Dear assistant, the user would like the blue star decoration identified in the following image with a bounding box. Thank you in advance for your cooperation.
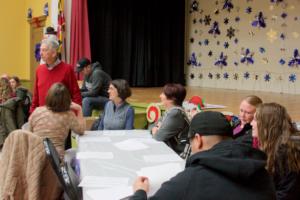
[264,73,271,82]
[223,0,234,12]
[245,7,252,14]
[288,49,300,67]
[271,0,283,3]
[241,48,254,65]
[226,27,235,39]
[224,42,229,49]
[279,59,286,65]
[214,52,228,68]
[208,73,213,79]
[204,15,212,26]
[224,18,229,24]
[208,21,221,37]
[252,12,266,28]
[259,47,266,53]
[244,72,250,79]
[223,72,229,79]
[187,52,201,67]
[289,73,296,82]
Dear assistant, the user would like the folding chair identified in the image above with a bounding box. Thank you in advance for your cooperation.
[43,138,82,200]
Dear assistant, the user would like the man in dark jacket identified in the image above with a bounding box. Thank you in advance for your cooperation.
[130,111,275,200]
[76,58,111,116]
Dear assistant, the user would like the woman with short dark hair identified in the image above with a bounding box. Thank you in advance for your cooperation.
[97,79,134,130]
[152,83,190,158]
[251,103,300,200]
[29,83,85,157]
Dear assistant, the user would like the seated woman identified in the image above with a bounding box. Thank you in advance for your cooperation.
[233,95,262,139]
[251,103,300,200]
[0,77,16,146]
[97,79,134,130]
[151,83,190,158]
[9,76,21,95]
[28,83,85,157]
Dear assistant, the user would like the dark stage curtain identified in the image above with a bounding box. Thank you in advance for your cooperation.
[87,0,185,87]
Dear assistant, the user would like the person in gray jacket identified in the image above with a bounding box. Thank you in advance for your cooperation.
[76,58,111,116]
[151,83,190,158]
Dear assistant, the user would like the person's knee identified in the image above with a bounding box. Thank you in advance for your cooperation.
[82,97,91,105]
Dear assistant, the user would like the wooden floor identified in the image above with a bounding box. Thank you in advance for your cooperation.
[128,86,300,121]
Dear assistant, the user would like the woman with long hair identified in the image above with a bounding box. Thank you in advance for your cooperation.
[251,103,300,200]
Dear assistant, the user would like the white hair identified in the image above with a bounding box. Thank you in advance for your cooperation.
[41,37,59,52]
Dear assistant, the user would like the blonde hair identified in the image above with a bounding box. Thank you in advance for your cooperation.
[243,95,263,107]
[0,77,12,103]
[256,103,300,174]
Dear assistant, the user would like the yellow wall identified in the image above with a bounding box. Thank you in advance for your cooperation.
[0,0,51,80]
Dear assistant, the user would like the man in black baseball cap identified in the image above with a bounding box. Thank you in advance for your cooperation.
[76,57,111,116]
[130,111,275,200]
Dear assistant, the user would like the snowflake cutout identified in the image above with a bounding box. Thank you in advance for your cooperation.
[264,73,271,82]
[226,27,235,39]
[252,12,266,28]
[234,38,239,44]
[187,52,201,67]
[208,73,213,79]
[281,12,287,19]
[190,0,199,13]
[208,51,213,57]
[214,52,228,68]
[240,48,254,65]
[223,72,229,79]
[223,0,234,12]
[280,33,285,40]
[279,59,285,65]
[244,72,250,79]
[199,73,203,79]
[255,75,259,80]
[233,73,239,80]
[216,73,221,79]
[259,47,266,53]
[224,42,229,49]
[204,39,209,45]
[224,18,229,24]
[289,73,296,82]
[235,16,240,22]
[288,49,300,67]
[208,21,221,37]
[245,7,252,14]
[204,15,212,25]
[190,73,195,79]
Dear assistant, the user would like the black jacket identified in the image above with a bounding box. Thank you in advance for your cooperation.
[130,140,275,200]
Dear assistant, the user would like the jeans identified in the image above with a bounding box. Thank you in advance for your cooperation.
[82,96,109,117]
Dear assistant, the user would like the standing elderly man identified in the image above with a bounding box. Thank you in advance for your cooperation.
[30,37,82,113]
[130,111,275,200]
[76,57,111,117]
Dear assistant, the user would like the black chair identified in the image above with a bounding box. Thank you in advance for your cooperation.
[43,138,82,200]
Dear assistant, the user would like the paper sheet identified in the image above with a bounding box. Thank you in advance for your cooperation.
[114,139,149,151]
[79,136,111,143]
[137,163,183,196]
[143,154,182,163]
[79,176,129,188]
[76,152,114,160]
[86,186,132,200]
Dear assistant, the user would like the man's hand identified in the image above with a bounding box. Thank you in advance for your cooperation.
[133,176,149,193]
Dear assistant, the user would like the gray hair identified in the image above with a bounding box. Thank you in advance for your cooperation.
[41,37,59,52]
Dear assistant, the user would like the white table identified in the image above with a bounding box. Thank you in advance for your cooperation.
[77,130,185,200]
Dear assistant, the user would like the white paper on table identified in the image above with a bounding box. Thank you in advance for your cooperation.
[134,138,162,144]
[103,130,126,136]
[137,163,183,196]
[79,176,129,188]
[143,154,182,163]
[114,139,149,151]
[79,136,111,143]
[76,152,114,160]
[86,186,133,200]
[204,103,226,109]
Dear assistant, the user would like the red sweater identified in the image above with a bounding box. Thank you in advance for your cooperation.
[30,62,82,113]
